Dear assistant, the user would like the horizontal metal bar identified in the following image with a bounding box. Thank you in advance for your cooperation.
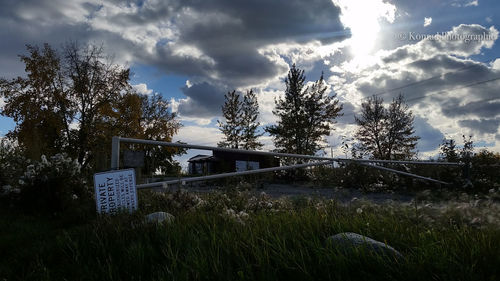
[357,163,450,185]
[136,160,334,189]
[116,137,463,166]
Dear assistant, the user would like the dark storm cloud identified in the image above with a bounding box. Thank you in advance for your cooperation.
[0,0,347,118]
[336,101,357,125]
[441,98,500,118]
[137,0,347,117]
[458,118,500,134]
[414,117,445,152]
[177,82,228,118]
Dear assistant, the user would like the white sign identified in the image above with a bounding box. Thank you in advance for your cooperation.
[94,169,138,214]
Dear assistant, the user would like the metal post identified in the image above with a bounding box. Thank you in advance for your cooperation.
[111,136,120,170]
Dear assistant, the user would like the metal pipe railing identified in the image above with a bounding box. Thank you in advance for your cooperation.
[111,136,463,170]
[111,136,461,187]
[357,163,449,185]
[136,160,334,189]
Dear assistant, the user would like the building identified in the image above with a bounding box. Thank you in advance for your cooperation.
[187,154,218,174]
[187,151,278,175]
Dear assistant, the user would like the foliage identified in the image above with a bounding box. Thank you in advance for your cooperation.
[439,138,459,162]
[218,90,263,150]
[241,90,263,150]
[0,139,26,189]
[355,94,419,160]
[0,44,69,159]
[438,135,499,189]
[218,90,243,148]
[0,43,183,173]
[266,65,342,156]
[471,149,500,190]
[15,154,93,215]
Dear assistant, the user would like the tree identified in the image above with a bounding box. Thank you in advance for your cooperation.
[354,94,419,160]
[64,42,132,168]
[266,64,342,156]
[218,89,263,150]
[440,138,459,162]
[140,93,183,174]
[0,44,69,159]
[241,90,263,150]
[0,43,183,172]
[218,90,243,149]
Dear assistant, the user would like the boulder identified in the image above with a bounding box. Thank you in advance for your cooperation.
[145,212,175,225]
[327,232,403,259]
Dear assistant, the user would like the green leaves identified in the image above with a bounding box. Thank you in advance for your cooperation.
[355,94,419,160]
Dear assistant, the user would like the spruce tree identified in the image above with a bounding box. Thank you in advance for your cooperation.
[266,64,343,156]
[217,90,243,149]
[241,89,263,150]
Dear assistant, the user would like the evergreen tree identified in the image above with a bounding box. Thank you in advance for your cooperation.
[355,94,419,160]
[241,89,263,150]
[218,89,263,150]
[266,64,342,156]
[440,138,459,162]
[218,90,243,149]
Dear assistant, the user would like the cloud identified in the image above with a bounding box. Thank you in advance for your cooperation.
[86,0,346,86]
[173,125,222,146]
[414,117,444,152]
[332,24,499,107]
[451,0,478,7]
[327,23,500,156]
[424,17,432,27]
[132,83,153,95]
[465,0,479,7]
[175,81,228,118]
[0,0,350,119]
[458,118,500,134]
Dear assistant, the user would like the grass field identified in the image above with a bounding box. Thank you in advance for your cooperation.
[1,188,499,281]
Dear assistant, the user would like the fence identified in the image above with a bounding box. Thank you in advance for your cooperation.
[111,136,464,189]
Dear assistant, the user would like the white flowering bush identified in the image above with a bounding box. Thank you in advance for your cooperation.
[0,140,26,193]
[17,153,92,213]
[140,189,206,215]
[221,208,250,225]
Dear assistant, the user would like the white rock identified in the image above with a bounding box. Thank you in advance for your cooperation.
[145,212,175,225]
[327,232,403,259]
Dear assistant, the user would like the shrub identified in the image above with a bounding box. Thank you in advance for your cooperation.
[0,139,26,188]
[17,154,93,215]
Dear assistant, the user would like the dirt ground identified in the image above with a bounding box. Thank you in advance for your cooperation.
[162,182,416,204]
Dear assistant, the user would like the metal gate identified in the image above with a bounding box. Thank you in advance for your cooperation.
[111,136,463,189]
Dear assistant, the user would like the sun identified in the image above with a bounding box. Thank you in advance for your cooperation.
[332,0,396,58]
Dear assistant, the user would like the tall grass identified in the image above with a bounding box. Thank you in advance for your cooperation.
[1,189,499,281]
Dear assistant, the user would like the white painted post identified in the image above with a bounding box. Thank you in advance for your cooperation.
[111,136,120,170]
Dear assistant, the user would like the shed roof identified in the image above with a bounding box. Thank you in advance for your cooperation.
[188,154,217,162]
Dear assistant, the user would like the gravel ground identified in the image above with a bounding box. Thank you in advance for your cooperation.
[161,182,416,204]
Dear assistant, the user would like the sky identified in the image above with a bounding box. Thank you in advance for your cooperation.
[0,0,499,169]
